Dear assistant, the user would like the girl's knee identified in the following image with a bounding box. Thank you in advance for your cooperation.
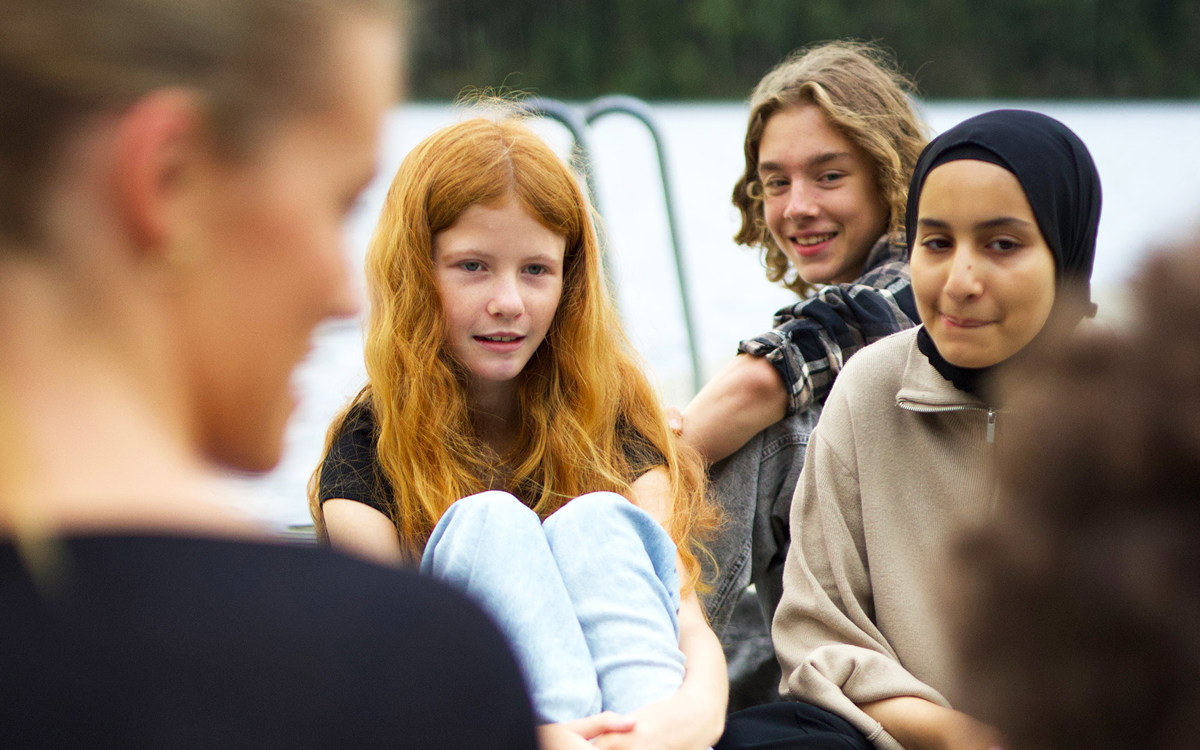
[545,491,640,535]
[422,491,547,575]
[434,491,541,541]
[545,492,675,562]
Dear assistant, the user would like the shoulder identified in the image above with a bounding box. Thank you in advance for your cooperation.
[819,329,917,430]
[838,327,919,384]
[1,535,537,748]
[320,398,392,507]
[340,399,378,440]
[323,399,379,463]
[37,535,486,642]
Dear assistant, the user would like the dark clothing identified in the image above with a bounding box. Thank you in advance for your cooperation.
[715,701,873,750]
[738,237,918,416]
[318,400,663,516]
[317,400,392,512]
[0,534,538,749]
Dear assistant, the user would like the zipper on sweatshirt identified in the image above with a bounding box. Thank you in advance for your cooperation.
[897,399,998,443]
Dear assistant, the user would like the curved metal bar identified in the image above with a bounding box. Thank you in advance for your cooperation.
[583,96,702,393]
[519,97,615,290]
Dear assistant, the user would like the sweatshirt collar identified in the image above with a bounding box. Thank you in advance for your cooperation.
[895,328,988,410]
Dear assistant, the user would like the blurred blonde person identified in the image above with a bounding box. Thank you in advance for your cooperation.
[0,1,537,746]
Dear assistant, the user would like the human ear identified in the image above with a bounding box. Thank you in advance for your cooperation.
[111,89,208,260]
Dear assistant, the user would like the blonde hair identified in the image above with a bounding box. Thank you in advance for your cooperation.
[733,40,929,296]
[0,0,398,246]
[311,116,716,592]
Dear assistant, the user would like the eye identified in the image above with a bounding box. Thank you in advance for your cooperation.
[920,236,952,253]
[524,263,549,276]
[987,237,1022,253]
[817,171,846,185]
[760,176,788,194]
[458,260,483,272]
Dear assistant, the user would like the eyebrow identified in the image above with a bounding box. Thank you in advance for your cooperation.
[758,151,856,174]
[918,216,1036,231]
[437,248,564,265]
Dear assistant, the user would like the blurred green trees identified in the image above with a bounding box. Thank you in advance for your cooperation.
[407,0,1200,99]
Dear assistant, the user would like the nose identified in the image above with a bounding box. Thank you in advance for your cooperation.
[782,181,819,222]
[943,247,984,301]
[486,274,524,319]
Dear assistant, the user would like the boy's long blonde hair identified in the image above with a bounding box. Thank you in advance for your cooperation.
[733,40,929,296]
[311,115,715,591]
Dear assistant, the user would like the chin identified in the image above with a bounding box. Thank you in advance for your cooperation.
[940,347,999,370]
[796,261,843,287]
[201,406,289,474]
[206,438,284,475]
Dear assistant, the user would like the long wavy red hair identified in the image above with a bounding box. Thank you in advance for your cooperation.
[310,115,716,591]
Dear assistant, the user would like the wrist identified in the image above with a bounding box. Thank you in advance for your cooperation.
[647,691,724,748]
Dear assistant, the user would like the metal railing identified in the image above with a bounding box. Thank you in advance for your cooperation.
[521,96,703,394]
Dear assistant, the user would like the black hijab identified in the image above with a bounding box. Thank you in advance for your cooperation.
[904,109,1102,396]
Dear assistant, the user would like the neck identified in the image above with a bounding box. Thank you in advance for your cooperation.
[467,378,521,458]
[0,259,260,539]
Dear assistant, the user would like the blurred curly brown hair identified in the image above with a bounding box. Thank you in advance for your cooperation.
[954,245,1200,750]
[732,40,928,297]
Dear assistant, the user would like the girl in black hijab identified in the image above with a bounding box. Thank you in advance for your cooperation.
[715,110,1102,750]
[907,109,1102,397]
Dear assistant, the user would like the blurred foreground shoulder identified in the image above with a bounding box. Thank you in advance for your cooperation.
[0,535,539,750]
[275,543,542,749]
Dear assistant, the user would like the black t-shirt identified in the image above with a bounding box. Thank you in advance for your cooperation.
[0,533,537,749]
[318,401,665,515]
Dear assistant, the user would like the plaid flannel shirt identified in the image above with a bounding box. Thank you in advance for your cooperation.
[738,236,919,415]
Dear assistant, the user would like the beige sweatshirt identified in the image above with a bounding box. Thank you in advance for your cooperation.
[772,327,999,749]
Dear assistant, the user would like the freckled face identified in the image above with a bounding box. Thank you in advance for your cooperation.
[432,196,566,405]
[757,103,889,286]
[911,159,1057,369]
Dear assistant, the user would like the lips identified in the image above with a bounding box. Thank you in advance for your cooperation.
[473,333,526,352]
[793,231,837,247]
[789,231,837,257]
[940,313,993,329]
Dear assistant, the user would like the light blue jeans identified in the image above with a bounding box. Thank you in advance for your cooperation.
[421,490,686,723]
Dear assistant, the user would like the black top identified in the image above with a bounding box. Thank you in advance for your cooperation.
[0,533,538,749]
[318,400,664,514]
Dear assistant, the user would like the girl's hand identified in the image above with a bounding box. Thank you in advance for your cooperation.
[537,712,636,750]
[589,692,708,750]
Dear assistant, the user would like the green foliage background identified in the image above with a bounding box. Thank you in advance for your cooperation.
[408,0,1200,100]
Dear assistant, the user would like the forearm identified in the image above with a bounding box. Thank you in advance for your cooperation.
[668,592,727,743]
[680,354,786,463]
[859,696,1001,750]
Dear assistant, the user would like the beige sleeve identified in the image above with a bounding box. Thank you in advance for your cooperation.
[772,389,948,749]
